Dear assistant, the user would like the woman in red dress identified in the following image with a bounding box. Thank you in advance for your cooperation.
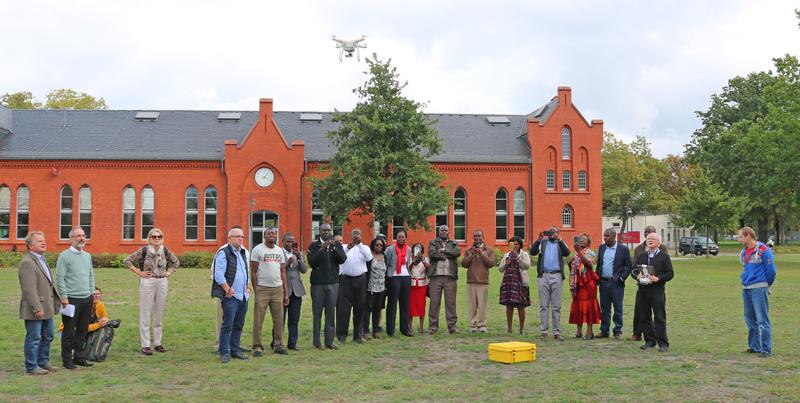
[568,234,601,339]
[408,243,430,334]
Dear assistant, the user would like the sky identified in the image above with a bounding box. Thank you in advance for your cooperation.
[2,0,799,157]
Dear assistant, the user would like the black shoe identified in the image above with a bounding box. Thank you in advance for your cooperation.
[314,345,325,351]
[597,333,610,339]
[63,362,77,370]
[325,344,338,350]
[759,352,771,358]
[640,343,657,350]
[230,352,249,360]
[745,348,759,354]
[353,338,365,344]
[658,345,669,352]
[288,346,300,351]
[337,337,346,344]
[402,332,415,337]
[273,347,289,355]
[252,350,263,357]
[74,359,93,367]
[240,347,252,353]
[220,354,231,364]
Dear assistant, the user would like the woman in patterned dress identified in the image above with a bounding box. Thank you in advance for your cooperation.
[499,236,531,335]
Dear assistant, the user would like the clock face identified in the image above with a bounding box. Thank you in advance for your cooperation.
[254,167,274,187]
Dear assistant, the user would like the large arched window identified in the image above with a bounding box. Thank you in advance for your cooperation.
[495,188,507,241]
[392,216,406,240]
[79,186,92,239]
[122,186,136,240]
[16,186,29,239]
[454,188,467,241]
[141,186,154,240]
[204,186,217,241]
[562,170,572,190]
[562,205,573,228]
[561,127,571,159]
[0,185,10,240]
[310,189,342,238]
[60,185,73,240]
[513,188,526,239]
[546,170,556,190]
[185,186,198,240]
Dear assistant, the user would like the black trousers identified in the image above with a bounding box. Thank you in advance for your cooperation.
[336,274,367,340]
[385,276,411,336]
[635,289,668,347]
[61,296,92,363]
[272,294,302,349]
[362,290,385,334]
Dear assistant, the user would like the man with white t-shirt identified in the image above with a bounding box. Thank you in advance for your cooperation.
[250,228,288,356]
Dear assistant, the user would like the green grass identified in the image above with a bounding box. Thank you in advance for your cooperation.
[1,255,798,401]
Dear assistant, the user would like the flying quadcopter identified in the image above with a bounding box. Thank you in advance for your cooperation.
[332,34,367,62]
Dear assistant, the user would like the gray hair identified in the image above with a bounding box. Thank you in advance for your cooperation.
[643,225,657,235]
[25,231,45,248]
[228,228,244,237]
[68,226,85,238]
[604,228,617,237]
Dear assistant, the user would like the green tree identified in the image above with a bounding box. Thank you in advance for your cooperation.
[1,91,42,109]
[45,88,107,110]
[602,132,669,231]
[310,54,449,229]
[687,55,800,242]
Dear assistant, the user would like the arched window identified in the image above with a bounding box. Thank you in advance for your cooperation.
[561,127,571,159]
[495,189,507,241]
[0,185,10,240]
[185,186,198,240]
[562,170,572,190]
[122,186,136,240]
[310,189,341,238]
[513,188,526,239]
[79,186,92,239]
[60,185,73,239]
[546,170,556,190]
[204,186,217,241]
[562,205,573,228]
[578,170,587,190]
[392,216,406,240]
[16,186,29,239]
[454,188,467,241]
[141,186,154,240]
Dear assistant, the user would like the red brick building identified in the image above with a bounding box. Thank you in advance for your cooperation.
[0,87,602,254]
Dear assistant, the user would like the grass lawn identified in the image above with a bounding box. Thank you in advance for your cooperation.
[1,254,798,401]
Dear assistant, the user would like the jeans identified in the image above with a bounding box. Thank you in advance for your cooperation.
[743,287,772,354]
[219,296,248,356]
[599,280,625,335]
[24,318,54,372]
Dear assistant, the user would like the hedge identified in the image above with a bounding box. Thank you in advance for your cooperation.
[0,251,215,269]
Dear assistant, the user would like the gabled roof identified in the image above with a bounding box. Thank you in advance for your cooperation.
[518,98,559,138]
[0,108,537,164]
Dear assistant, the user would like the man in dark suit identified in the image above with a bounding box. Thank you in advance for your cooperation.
[307,223,347,350]
[633,232,674,352]
[630,225,668,341]
[19,231,61,375]
[596,228,633,338]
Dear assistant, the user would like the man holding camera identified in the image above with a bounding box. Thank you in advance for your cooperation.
[307,223,347,350]
[531,226,570,341]
[461,229,495,333]
[337,228,372,344]
[427,225,462,334]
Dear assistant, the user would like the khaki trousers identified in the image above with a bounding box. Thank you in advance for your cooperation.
[214,297,222,351]
[252,285,285,350]
[467,283,488,330]
[139,277,168,348]
[428,275,458,332]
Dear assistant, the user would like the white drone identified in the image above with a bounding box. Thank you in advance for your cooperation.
[332,34,367,62]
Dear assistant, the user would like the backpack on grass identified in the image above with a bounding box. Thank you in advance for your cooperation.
[86,325,115,362]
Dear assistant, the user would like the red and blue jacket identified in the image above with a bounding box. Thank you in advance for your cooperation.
[739,242,776,287]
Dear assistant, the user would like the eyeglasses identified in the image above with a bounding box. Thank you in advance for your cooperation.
[231,235,245,238]
[150,235,163,239]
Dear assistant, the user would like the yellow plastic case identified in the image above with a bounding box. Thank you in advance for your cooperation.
[488,341,537,364]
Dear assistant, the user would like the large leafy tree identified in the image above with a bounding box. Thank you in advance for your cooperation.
[0,91,42,109]
[310,54,449,230]
[1,89,107,110]
[687,55,800,242]
[602,132,669,231]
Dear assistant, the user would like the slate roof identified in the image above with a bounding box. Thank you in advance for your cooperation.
[0,100,558,163]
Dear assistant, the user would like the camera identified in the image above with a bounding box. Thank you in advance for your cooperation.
[542,229,555,238]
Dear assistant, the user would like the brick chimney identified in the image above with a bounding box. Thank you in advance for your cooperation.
[259,98,273,121]
[557,86,572,107]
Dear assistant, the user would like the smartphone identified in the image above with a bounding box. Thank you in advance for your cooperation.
[573,236,582,244]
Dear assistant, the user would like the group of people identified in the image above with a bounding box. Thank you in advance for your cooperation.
[18,221,777,373]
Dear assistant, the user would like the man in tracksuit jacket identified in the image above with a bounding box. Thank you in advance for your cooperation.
[737,226,777,358]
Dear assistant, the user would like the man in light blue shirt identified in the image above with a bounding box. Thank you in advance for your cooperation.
[213,228,250,363]
[531,227,570,340]
[596,228,632,338]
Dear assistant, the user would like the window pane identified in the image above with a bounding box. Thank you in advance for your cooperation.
[123,213,136,226]
[79,187,91,210]
[454,227,466,241]
[546,171,555,190]
[495,189,507,212]
[142,188,154,210]
[186,214,198,226]
[562,127,571,159]
[252,212,264,228]
[311,213,323,240]
[142,213,154,227]
[186,187,198,210]
[60,212,72,239]
[205,214,216,226]
[454,215,466,227]
[435,213,448,228]
[205,187,217,210]
[496,215,507,227]
[0,187,9,209]
[17,213,28,225]
[514,190,525,212]
[17,187,29,210]
[123,188,135,210]
[61,186,73,210]
[16,212,28,239]
[311,189,322,211]
[80,212,92,239]
[185,226,198,240]
[578,171,587,190]
[204,227,217,241]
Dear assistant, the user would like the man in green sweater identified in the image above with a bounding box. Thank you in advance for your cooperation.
[56,227,95,370]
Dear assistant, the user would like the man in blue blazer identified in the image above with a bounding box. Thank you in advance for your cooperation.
[595,228,633,338]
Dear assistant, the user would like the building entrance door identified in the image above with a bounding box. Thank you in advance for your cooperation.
[250,210,278,247]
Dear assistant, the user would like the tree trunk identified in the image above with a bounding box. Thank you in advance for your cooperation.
[757,215,769,243]
[774,215,781,245]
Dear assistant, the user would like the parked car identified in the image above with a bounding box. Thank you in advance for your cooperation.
[679,236,720,256]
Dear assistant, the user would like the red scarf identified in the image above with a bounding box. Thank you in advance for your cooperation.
[396,243,408,274]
